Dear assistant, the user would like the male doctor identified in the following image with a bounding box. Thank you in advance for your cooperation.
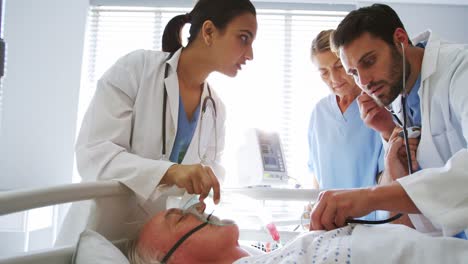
[309,4,468,239]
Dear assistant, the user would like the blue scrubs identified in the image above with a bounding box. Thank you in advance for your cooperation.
[308,94,384,220]
[406,75,422,128]
[404,41,424,129]
[169,96,200,164]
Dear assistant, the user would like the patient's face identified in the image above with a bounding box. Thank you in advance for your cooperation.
[138,205,240,261]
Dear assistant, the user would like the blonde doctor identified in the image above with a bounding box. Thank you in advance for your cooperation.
[57,0,257,245]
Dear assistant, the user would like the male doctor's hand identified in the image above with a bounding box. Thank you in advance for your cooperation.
[357,92,395,141]
[309,188,374,231]
[385,127,420,180]
[161,164,221,204]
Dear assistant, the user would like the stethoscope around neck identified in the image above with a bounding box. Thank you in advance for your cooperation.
[346,42,417,225]
[161,52,218,164]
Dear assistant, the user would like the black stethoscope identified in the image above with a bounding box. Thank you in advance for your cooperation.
[161,52,218,163]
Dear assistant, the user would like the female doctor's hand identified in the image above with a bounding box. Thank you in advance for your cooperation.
[309,188,374,231]
[357,92,395,141]
[161,164,221,204]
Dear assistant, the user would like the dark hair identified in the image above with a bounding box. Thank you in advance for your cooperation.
[332,4,411,52]
[162,0,256,53]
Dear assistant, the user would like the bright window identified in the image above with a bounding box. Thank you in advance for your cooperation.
[76,2,350,187]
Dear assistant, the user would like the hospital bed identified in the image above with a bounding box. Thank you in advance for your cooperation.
[0,181,319,264]
[0,181,131,264]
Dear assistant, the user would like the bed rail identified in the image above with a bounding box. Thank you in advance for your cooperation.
[0,182,319,263]
[0,181,131,216]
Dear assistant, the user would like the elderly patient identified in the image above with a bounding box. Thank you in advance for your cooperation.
[124,203,468,264]
[126,202,468,264]
[128,202,353,264]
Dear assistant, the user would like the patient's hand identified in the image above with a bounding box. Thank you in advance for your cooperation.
[161,164,221,204]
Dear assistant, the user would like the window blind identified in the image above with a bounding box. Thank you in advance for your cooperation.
[78,4,349,186]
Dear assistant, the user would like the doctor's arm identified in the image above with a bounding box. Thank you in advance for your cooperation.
[76,53,220,204]
[309,133,420,230]
[375,129,415,228]
[309,181,420,231]
[396,53,468,236]
[75,59,174,202]
[160,94,226,203]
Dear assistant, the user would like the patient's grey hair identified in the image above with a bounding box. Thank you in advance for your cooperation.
[127,238,163,264]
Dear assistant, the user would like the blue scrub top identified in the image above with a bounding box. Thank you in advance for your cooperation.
[169,96,201,164]
[406,75,422,128]
[404,41,425,128]
[308,95,384,220]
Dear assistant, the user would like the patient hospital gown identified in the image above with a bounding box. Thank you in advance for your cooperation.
[234,225,354,264]
[234,224,468,264]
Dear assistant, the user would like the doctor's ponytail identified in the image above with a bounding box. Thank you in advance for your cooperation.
[162,13,192,53]
[162,0,256,53]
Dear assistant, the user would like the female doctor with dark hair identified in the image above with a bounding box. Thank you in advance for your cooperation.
[57,0,257,245]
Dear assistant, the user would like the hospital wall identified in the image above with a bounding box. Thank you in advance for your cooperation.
[359,2,468,44]
[0,0,88,256]
[0,0,88,190]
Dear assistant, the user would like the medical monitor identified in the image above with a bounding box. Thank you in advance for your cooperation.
[257,130,287,181]
[237,129,288,186]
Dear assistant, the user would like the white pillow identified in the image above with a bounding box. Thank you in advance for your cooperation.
[73,229,130,264]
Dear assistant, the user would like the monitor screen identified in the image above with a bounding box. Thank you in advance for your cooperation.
[258,132,285,172]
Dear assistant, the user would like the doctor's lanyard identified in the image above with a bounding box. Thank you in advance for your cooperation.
[161,53,218,162]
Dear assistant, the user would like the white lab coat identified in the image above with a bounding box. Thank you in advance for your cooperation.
[56,48,226,245]
[394,30,468,237]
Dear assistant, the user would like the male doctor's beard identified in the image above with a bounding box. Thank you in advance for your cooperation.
[367,46,411,107]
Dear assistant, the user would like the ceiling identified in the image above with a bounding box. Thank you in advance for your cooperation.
[253,0,468,6]
[359,0,468,4]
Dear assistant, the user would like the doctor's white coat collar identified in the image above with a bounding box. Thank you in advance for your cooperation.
[390,30,438,118]
[412,30,440,83]
[163,47,182,136]
[162,48,211,151]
